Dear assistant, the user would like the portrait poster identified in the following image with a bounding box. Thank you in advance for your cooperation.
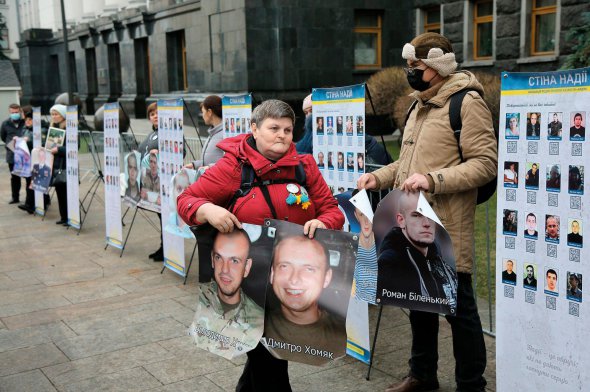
[311,84,366,197]
[66,106,80,229]
[373,190,457,315]
[336,189,374,364]
[164,168,197,239]
[190,223,272,359]
[11,137,31,177]
[44,127,65,150]
[157,99,186,276]
[123,151,141,207]
[496,68,590,391]
[262,219,357,366]
[103,102,123,249]
[30,147,53,194]
[32,107,44,215]
[222,93,252,139]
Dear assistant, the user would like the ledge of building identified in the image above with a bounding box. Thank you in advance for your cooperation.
[516,55,558,64]
[462,59,494,68]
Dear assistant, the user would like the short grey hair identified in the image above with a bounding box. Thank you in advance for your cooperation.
[251,99,295,126]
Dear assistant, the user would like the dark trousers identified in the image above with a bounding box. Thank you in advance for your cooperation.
[24,180,50,210]
[409,272,487,392]
[8,163,22,201]
[55,182,68,221]
[236,343,291,392]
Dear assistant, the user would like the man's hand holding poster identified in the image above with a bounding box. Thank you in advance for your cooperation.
[373,190,458,315]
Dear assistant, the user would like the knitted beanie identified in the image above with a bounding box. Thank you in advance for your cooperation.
[402,32,458,77]
[302,94,312,112]
[50,104,67,120]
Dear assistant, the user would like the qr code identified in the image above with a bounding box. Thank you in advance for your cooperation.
[570,196,581,210]
[569,248,581,262]
[569,302,580,317]
[547,244,557,258]
[546,296,556,310]
[527,191,537,204]
[526,240,536,254]
[548,193,558,207]
[572,143,582,156]
[506,189,516,202]
[549,142,559,155]
[504,285,514,298]
[525,290,535,304]
[505,237,515,249]
[528,142,538,154]
[507,141,517,153]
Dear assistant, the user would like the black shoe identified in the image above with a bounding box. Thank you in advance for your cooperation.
[385,375,440,392]
[8,200,19,204]
[152,253,164,262]
[148,247,164,260]
[18,204,34,214]
[56,219,67,225]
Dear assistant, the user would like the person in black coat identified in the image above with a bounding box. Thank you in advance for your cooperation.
[0,103,25,203]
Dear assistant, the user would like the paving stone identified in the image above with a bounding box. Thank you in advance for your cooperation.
[43,343,173,389]
[145,376,225,392]
[59,367,161,392]
[0,321,77,353]
[0,295,72,318]
[0,343,69,377]
[143,345,235,385]
[55,317,185,360]
[0,369,57,392]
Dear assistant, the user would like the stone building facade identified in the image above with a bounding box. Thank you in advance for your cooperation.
[16,0,589,122]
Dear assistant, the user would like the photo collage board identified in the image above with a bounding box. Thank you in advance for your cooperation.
[158,99,187,276]
[32,107,44,216]
[496,67,590,391]
[222,93,252,139]
[312,84,366,195]
[66,106,80,229]
[103,102,123,249]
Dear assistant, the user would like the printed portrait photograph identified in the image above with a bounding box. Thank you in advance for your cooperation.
[566,272,582,302]
[501,258,517,285]
[567,218,583,248]
[45,127,66,150]
[546,164,561,191]
[547,111,563,139]
[503,161,519,188]
[545,214,560,244]
[262,219,357,366]
[30,147,54,194]
[544,267,559,296]
[316,116,325,135]
[505,113,520,139]
[568,165,584,194]
[524,162,540,190]
[526,112,541,139]
[569,111,585,140]
[373,190,458,316]
[523,263,538,290]
[165,168,197,239]
[191,223,273,360]
[523,212,538,239]
[502,209,518,236]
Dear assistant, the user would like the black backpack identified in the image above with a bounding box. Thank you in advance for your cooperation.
[227,161,307,219]
[405,89,497,204]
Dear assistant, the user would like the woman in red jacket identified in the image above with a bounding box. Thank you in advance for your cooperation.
[177,99,344,391]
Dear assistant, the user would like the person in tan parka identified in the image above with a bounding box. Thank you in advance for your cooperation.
[357,32,497,392]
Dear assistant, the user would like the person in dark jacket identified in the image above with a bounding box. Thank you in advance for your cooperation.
[1,103,25,203]
[48,104,68,225]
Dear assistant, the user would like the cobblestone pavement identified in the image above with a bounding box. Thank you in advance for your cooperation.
[0,158,496,392]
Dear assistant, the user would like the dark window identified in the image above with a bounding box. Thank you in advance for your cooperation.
[49,54,61,93]
[531,0,556,55]
[354,10,382,69]
[166,30,187,91]
[473,0,493,59]
[69,51,78,92]
[424,7,441,34]
[134,38,151,96]
[85,48,98,96]
[107,43,122,96]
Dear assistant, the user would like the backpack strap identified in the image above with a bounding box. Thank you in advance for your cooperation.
[403,100,419,129]
[449,89,476,162]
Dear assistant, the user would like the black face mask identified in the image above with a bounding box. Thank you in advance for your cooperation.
[406,68,431,91]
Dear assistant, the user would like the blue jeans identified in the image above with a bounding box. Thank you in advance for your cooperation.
[409,273,487,392]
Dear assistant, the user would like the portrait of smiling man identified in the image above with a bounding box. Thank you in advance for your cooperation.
[189,229,264,359]
[263,234,347,365]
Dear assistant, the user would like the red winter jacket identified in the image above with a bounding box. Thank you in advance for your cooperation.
[177,134,344,229]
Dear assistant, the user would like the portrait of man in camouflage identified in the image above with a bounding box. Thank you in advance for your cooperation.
[189,229,264,359]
